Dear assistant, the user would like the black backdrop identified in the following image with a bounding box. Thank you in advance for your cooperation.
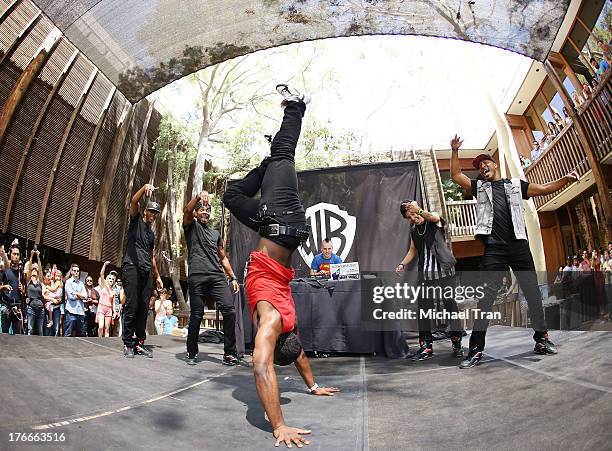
[228,160,423,279]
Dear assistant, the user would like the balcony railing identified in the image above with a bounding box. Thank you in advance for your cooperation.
[446,199,477,240]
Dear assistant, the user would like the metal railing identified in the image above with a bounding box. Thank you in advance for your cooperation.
[446,199,477,239]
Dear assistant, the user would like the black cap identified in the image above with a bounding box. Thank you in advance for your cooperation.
[472,154,496,169]
[145,201,161,213]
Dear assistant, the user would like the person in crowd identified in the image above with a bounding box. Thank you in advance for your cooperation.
[121,184,164,358]
[310,238,343,276]
[582,82,593,101]
[96,261,116,337]
[579,250,591,272]
[111,278,125,337]
[396,200,464,360]
[154,288,173,335]
[590,57,609,80]
[597,39,611,64]
[223,84,339,448]
[84,274,99,337]
[562,107,572,125]
[43,269,64,336]
[183,191,241,366]
[1,244,26,334]
[591,250,605,318]
[553,112,565,133]
[547,121,558,139]
[24,249,45,336]
[541,133,551,150]
[519,154,532,168]
[64,263,87,337]
[160,306,178,335]
[451,134,579,368]
[572,90,585,108]
[531,140,541,162]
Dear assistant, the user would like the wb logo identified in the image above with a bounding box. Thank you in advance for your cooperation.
[298,203,356,267]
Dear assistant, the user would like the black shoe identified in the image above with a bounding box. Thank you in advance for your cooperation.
[186,354,198,366]
[134,344,153,358]
[409,346,434,361]
[452,340,464,358]
[459,348,482,369]
[534,339,557,355]
[124,345,135,358]
[222,354,240,366]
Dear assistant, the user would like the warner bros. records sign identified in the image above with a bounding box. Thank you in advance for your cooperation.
[298,202,356,267]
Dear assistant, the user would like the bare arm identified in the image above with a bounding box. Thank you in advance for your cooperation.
[218,243,239,294]
[396,239,417,272]
[99,261,110,290]
[450,135,472,191]
[151,252,163,290]
[130,184,156,218]
[0,245,8,270]
[527,171,579,197]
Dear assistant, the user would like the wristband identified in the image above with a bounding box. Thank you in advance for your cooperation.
[418,209,423,216]
[307,383,319,393]
[398,263,404,268]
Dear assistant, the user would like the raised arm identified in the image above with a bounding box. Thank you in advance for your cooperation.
[217,241,239,294]
[99,261,110,290]
[183,191,209,226]
[130,184,156,218]
[450,134,472,191]
[0,245,8,270]
[527,171,579,197]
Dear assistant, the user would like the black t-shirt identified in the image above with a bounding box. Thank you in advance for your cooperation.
[183,220,224,277]
[27,280,44,308]
[410,219,452,280]
[123,213,155,271]
[1,267,25,306]
[471,179,530,245]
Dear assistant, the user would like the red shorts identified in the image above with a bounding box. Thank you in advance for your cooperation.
[246,251,296,335]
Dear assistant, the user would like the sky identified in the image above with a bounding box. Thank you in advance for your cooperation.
[150,34,532,157]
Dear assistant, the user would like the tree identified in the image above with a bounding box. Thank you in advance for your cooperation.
[153,115,197,311]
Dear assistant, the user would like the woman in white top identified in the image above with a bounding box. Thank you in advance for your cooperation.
[154,288,173,334]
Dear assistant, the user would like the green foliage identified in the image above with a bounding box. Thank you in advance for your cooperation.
[154,115,198,190]
[442,178,464,201]
[589,4,612,53]
[295,118,355,171]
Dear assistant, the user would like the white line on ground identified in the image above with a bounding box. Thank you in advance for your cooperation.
[75,337,123,353]
[486,352,612,394]
[31,369,232,430]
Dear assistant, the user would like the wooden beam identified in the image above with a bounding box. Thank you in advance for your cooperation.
[0,0,22,25]
[0,11,42,66]
[544,60,612,228]
[566,204,578,254]
[567,36,596,78]
[65,86,116,253]
[0,28,62,148]
[89,103,134,261]
[115,100,155,265]
[3,49,78,233]
[36,67,98,244]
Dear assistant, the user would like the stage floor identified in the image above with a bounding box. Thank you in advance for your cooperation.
[0,326,610,450]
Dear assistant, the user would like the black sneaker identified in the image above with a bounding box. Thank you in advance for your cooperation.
[186,354,198,366]
[124,345,135,358]
[534,338,558,355]
[459,348,482,369]
[222,354,240,366]
[409,346,434,361]
[134,344,153,358]
[452,340,464,358]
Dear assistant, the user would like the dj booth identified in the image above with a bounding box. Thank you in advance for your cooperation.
[237,278,410,358]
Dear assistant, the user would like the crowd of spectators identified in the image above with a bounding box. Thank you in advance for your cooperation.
[0,241,178,337]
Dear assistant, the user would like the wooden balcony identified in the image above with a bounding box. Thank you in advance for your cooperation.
[524,74,611,210]
[446,199,477,241]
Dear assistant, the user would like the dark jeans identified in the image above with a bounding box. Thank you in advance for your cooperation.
[223,101,307,251]
[1,305,22,334]
[51,307,61,336]
[417,275,462,345]
[186,275,237,358]
[469,241,547,351]
[122,264,153,347]
[64,311,84,337]
[26,304,45,336]
[85,310,98,337]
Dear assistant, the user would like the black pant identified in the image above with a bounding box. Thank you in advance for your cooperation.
[417,275,462,344]
[186,275,237,357]
[122,264,153,347]
[223,101,307,251]
[1,305,22,334]
[85,310,98,337]
[469,241,547,351]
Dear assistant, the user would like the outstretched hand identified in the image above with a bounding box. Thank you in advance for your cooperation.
[451,134,463,151]
[565,170,579,182]
[274,425,311,448]
[312,386,340,396]
[199,191,210,205]
[143,184,157,196]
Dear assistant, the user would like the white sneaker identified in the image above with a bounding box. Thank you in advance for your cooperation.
[275,84,310,105]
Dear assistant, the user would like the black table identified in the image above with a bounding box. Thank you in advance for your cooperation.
[238,278,410,358]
